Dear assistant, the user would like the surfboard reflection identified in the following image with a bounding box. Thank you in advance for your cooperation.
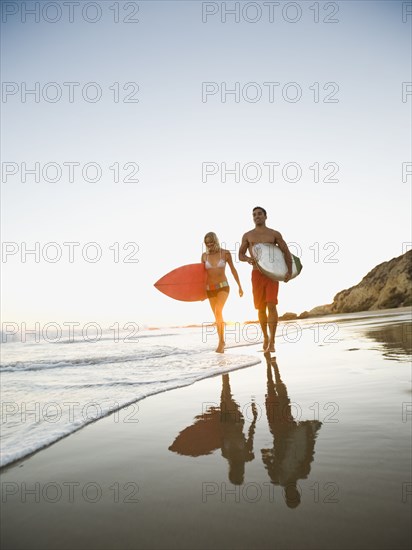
[168,373,257,484]
[262,355,322,508]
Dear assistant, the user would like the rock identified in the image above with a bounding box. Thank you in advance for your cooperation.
[280,312,298,321]
[298,311,310,319]
[331,250,412,313]
[306,304,333,317]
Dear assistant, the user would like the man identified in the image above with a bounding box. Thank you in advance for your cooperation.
[239,207,292,353]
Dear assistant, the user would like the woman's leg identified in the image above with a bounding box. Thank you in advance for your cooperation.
[214,290,229,353]
[207,295,218,347]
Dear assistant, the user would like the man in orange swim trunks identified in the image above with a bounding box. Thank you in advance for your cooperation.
[239,207,292,354]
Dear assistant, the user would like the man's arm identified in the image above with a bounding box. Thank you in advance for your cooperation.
[239,233,254,264]
[275,232,293,282]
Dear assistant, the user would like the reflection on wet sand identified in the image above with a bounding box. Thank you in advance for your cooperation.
[363,322,412,361]
[169,356,323,500]
[261,354,322,508]
[168,374,257,484]
[220,374,257,484]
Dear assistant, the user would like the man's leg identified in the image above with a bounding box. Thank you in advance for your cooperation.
[266,302,278,352]
[252,271,270,350]
[258,306,269,350]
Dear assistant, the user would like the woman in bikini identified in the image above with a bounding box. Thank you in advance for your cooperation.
[201,232,243,353]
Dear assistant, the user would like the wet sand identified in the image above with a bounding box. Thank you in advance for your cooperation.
[1,309,411,550]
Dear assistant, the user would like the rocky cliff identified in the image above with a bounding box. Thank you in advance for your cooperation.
[302,250,412,317]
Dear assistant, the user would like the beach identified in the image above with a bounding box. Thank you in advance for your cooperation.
[1,308,411,550]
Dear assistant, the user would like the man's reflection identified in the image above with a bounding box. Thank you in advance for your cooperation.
[261,355,322,508]
[169,374,257,485]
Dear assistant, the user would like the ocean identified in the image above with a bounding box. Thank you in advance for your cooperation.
[1,309,410,468]
[0,324,262,467]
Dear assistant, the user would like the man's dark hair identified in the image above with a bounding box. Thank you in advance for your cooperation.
[253,206,267,216]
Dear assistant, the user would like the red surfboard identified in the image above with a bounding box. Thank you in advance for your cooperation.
[154,263,208,302]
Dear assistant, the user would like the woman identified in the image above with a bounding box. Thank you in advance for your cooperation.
[201,232,243,353]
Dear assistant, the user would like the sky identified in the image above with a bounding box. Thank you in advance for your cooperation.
[1,0,411,328]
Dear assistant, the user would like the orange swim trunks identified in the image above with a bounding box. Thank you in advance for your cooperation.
[251,270,279,309]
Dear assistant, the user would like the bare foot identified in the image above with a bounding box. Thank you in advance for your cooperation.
[216,343,225,353]
[262,338,269,351]
[263,343,276,353]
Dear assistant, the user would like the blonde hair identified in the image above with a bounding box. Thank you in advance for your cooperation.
[204,232,220,247]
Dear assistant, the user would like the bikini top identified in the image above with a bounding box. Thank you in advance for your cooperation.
[205,251,226,269]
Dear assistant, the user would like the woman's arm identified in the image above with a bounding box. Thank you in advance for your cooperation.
[225,251,243,297]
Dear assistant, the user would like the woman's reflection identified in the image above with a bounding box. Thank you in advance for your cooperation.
[261,356,322,508]
[169,374,257,485]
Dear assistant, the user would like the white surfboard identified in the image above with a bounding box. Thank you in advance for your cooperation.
[252,243,303,282]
